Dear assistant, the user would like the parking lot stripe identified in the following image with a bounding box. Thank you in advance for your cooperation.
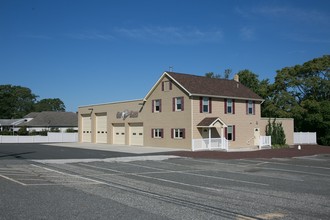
[125,162,269,186]
[31,164,107,185]
[0,174,26,186]
[239,159,330,170]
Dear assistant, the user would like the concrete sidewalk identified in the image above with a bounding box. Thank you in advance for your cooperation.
[44,142,187,154]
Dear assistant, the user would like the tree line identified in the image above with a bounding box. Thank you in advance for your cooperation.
[0,85,65,119]
[206,55,329,145]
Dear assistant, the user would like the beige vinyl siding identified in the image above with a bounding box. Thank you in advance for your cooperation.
[143,75,192,149]
[259,118,294,145]
[192,97,262,149]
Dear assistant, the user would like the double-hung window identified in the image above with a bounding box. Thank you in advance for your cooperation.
[247,100,255,115]
[173,97,184,111]
[172,128,185,139]
[152,129,163,138]
[152,99,162,113]
[225,125,235,141]
[203,97,209,112]
[200,97,212,113]
[227,99,233,114]
[225,99,235,114]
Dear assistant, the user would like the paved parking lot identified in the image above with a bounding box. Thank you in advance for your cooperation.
[1,146,330,220]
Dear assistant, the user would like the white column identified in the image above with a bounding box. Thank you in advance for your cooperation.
[208,128,211,149]
[221,127,224,149]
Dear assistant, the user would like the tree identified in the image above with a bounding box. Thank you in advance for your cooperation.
[205,72,221,79]
[34,98,66,112]
[236,69,272,117]
[270,55,330,145]
[205,69,232,79]
[266,119,286,147]
[0,85,37,118]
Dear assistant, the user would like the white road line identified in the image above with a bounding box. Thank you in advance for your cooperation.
[0,174,26,186]
[31,164,107,185]
[239,159,330,170]
[260,167,330,177]
[126,162,269,186]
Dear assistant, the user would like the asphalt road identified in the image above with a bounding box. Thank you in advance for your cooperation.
[1,143,330,219]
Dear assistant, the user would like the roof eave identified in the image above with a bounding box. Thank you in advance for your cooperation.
[191,93,264,102]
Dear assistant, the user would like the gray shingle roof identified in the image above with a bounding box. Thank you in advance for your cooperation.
[167,72,263,100]
[21,111,77,127]
[0,119,25,126]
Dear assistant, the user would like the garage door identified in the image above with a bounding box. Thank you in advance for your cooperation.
[81,116,92,143]
[130,124,143,146]
[96,114,107,143]
[113,124,125,145]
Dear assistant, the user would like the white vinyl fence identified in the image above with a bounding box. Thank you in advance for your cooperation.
[0,132,78,143]
[259,136,271,149]
[294,132,317,144]
[192,138,228,151]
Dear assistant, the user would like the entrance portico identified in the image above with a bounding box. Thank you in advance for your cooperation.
[194,117,228,151]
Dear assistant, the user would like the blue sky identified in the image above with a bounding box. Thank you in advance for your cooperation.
[1,0,329,112]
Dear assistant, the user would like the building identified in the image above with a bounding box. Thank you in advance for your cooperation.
[78,71,294,150]
[21,111,78,132]
[0,112,78,133]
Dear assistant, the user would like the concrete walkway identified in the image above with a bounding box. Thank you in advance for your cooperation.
[45,142,187,154]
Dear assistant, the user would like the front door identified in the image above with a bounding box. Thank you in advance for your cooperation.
[254,128,260,146]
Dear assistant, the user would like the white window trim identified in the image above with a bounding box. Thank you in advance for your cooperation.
[173,128,184,139]
[227,125,233,141]
[248,100,254,115]
[227,99,233,114]
[154,99,161,112]
[202,97,209,113]
[175,97,182,111]
[153,128,163,138]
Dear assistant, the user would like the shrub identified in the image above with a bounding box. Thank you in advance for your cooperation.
[17,126,29,136]
[266,118,286,148]
[40,129,48,136]
[50,127,60,132]
[66,128,77,133]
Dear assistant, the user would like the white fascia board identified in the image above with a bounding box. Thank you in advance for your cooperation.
[143,71,192,101]
[191,93,264,102]
[78,99,144,109]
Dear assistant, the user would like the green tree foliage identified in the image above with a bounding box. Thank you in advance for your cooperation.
[266,119,286,147]
[205,72,221,79]
[0,85,66,119]
[17,126,29,136]
[34,98,66,112]
[237,69,271,116]
[237,55,329,145]
[270,55,330,145]
[205,69,232,79]
[0,85,37,118]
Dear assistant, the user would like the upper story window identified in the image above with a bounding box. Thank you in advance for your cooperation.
[200,97,212,113]
[227,99,233,113]
[173,97,184,111]
[162,81,172,92]
[225,99,235,114]
[247,100,255,115]
[152,99,162,113]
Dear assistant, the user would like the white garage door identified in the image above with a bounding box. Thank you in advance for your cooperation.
[113,124,125,145]
[96,115,107,143]
[130,124,143,146]
[81,116,92,143]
